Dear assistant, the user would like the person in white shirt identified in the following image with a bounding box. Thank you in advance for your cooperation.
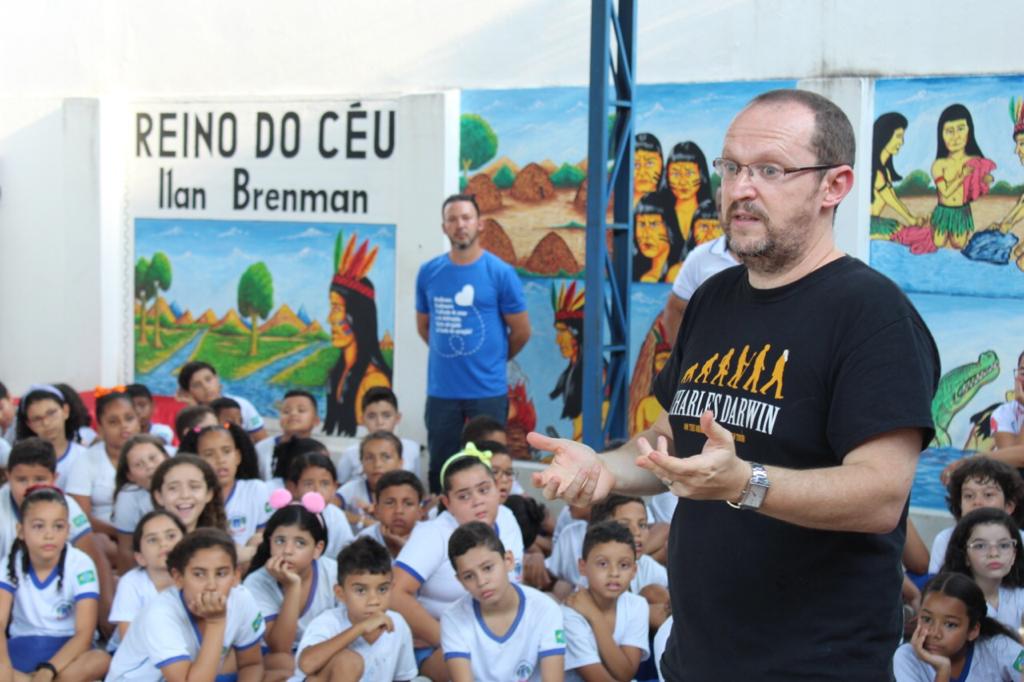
[292,537,417,682]
[334,387,421,484]
[357,470,424,559]
[176,360,268,442]
[283,452,355,562]
[112,435,171,573]
[895,572,1024,681]
[561,522,649,682]
[256,390,322,483]
[441,522,564,682]
[105,528,266,681]
[337,432,404,532]
[660,232,738,345]
[125,384,175,447]
[14,386,87,488]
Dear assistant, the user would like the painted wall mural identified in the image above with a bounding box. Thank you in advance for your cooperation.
[461,81,794,459]
[870,76,1024,510]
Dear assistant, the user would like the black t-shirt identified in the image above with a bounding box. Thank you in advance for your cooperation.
[653,256,939,681]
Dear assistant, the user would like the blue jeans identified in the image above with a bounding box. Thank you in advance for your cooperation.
[425,394,508,493]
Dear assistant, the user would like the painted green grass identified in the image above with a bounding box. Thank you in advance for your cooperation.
[191,332,314,380]
[271,346,340,386]
[135,327,199,373]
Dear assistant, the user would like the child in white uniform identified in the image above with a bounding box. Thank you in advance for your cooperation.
[358,470,424,559]
[334,387,420,484]
[15,386,87,488]
[176,360,267,441]
[562,522,649,682]
[243,491,337,679]
[106,528,266,681]
[149,454,229,536]
[292,537,417,682]
[125,384,175,447]
[337,431,403,532]
[284,453,355,561]
[112,435,170,572]
[0,487,111,679]
[895,572,1024,681]
[257,390,322,484]
[441,522,564,682]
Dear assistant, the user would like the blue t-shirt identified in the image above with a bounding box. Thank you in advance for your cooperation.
[416,251,526,398]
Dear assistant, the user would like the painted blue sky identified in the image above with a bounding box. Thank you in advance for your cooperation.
[875,76,1024,185]
[135,218,396,335]
[462,80,796,170]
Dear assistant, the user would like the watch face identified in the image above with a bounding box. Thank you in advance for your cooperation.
[742,483,768,510]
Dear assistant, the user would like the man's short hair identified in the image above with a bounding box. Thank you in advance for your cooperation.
[748,89,856,168]
[361,386,397,412]
[441,194,480,218]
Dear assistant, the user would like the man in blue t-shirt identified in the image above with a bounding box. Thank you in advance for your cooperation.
[416,194,531,492]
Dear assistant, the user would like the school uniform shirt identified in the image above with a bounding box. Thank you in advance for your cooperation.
[289,607,417,682]
[0,545,100,641]
[653,615,673,682]
[990,400,1024,437]
[224,393,264,434]
[440,583,565,682]
[77,427,97,448]
[648,492,678,525]
[106,584,266,682]
[394,506,524,620]
[1,423,14,447]
[224,478,271,545]
[336,476,373,511]
[893,635,1024,681]
[987,586,1024,633]
[552,507,575,546]
[147,422,175,447]
[66,442,117,523]
[112,485,154,535]
[242,556,338,647]
[55,441,88,489]
[929,527,1024,574]
[0,438,10,469]
[335,438,421,485]
[561,591,650,681]
[322,503,356,562]
[108,567,166,651]
[546,522,667,593]
[255,435,280,482]
[0,483,92,554]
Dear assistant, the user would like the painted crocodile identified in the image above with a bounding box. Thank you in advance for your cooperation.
[931,350,1000,447]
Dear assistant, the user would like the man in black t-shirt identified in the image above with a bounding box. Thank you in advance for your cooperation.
[528,89,939,681]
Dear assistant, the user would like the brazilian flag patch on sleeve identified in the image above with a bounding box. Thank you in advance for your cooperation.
[72,514,88,528]
[555,629,565,644]
[1014,649,1024,672]
[76,570,95,586]
[252,613,263,632]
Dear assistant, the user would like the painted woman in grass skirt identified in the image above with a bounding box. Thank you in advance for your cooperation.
[324,233,392,436]
[930,104,996,250]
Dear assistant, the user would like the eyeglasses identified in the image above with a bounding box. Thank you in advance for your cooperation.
[712,158,841,184]
[967,539,1018,554]
[27,407,62,428]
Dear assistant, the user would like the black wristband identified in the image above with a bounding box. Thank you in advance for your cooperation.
[34,662,57,677]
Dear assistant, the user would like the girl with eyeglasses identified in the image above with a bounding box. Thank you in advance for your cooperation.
[15,387,87,488]
[941,507,1024,632]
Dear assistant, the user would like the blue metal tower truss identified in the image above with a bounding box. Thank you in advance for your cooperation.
[581,0,637,449]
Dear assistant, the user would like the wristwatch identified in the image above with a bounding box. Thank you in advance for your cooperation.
[726,462,770,510]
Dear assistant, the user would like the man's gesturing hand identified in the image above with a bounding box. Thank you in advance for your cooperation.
[527,431,615,506]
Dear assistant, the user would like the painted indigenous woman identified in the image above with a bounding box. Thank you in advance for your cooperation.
[665,141,720,248]
[930,104,995,249]
[870,112,924,239]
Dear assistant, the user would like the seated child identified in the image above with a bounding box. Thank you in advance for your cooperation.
[243,491,337,679]
[172,405,218,447]
[337,431,403,530]
[335,388,420,484]
[929,457,1024,573]
[177,360,268,441]
[562,521,649,682]
[211,397,245,431]
[150,454,228,536]
[113,435,171,572]
[293,537,417,682]
[441,521,564,682]
[54,383,97,447]
[940,507,1024,632]
[285,453,355,562]
[0,486,111,680]
[0,380,14,466]
[269,437,330,491]
[15,386,88,487]
[461,417,525,497]
[106,528,266,681]
[125,383,175,446]
[109,510,186,647]
[358,470,424,558]
[990,350,1024,452]
[476,441,520,504]
[503,494,546,551]
[257,390,321,482]
[894,572,1024,681]
[653,615,673,682]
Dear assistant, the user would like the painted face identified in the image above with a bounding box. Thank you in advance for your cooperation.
[187,369,222,405]
[942,118,969,155]
[442,464,500,526]
[1016,133,1024,165]
[98,398,141,454]
[360,439,401,490]
[362,400,399,433]
[960,477,1011,516]
[197,430,241,491]
[25,398,69,444]
[174,546,238,610]
[489,453,515,503]
[578,540,636,601]
[635,213,670,259]
[610,501,649,555]
[720,102,825,275]
[667,161,701,200]
[136,514,184,570]
[131,396,154,429]
[279,396,319,436]
[454,546,513,606]
[269,524,323,575]
[8,465,56,508]
[18,499,69,564]
[917,592,979,660]
[291,465,337,504]
[442,200,482,251]
[375,484,420,537]
[336,571,392,625]
[634,149,663,194]
[965,522,1017,582]
[126,442,169,490]
[884,128,906,156]
[554,323,578,360]
[154,463,214,532]
[328,291,355,349]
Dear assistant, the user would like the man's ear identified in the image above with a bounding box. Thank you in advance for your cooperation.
[821,165,855,210]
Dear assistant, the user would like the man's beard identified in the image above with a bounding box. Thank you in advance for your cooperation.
[724,200,811,276]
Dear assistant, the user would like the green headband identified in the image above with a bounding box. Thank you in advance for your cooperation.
[439,442,494,487]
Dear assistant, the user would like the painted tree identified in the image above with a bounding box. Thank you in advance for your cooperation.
[134,256,154,346]
[238,262,274,356]
[460,114,498,181]
[148,252,173,349]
